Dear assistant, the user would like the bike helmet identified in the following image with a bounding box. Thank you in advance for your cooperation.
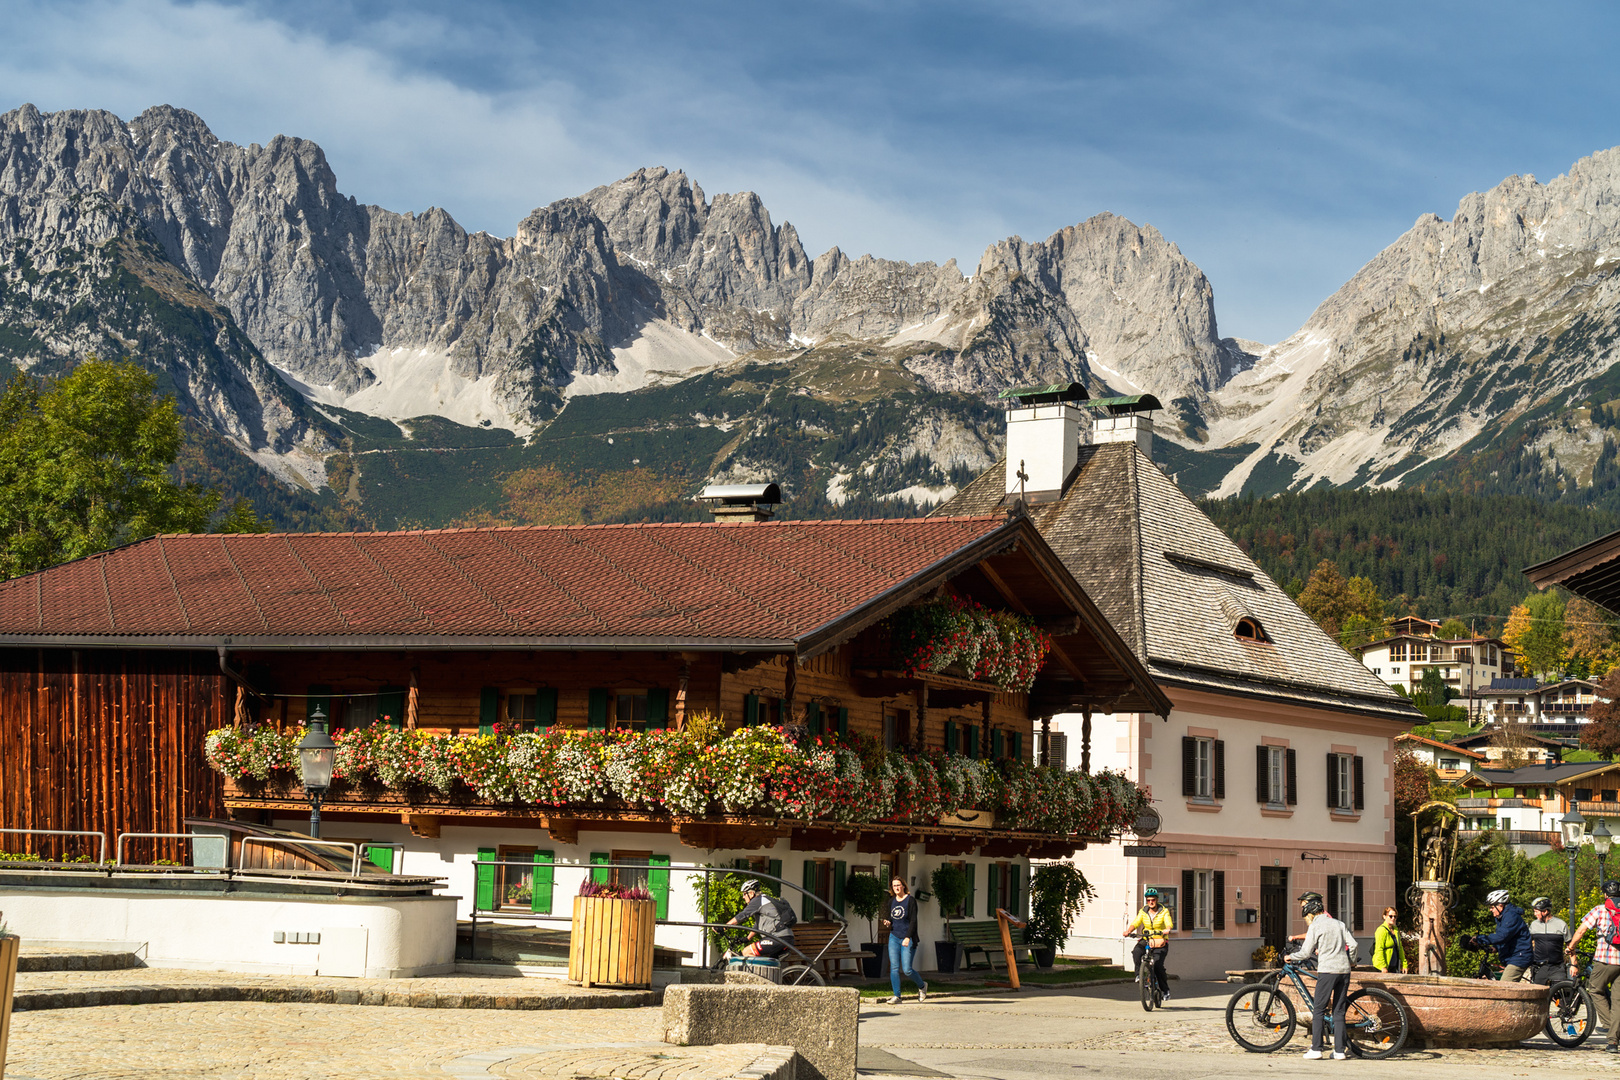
[1144,887,1159,898]
[1606,880,1620,899]
[740,879,761,895]
[1298,890,1324,915]
[1530,897,1551,911]
[1486,889,1510,905]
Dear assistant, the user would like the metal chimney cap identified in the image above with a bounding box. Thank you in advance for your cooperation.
[999,383,1088,405]
[699,483,782,505]
[1083,394,1162,415]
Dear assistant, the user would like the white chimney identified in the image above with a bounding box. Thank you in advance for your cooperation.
[1092,412,1154,459]
[1000,384,1088,499]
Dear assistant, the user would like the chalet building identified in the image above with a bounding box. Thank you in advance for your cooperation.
[1355,633,1512,704]
[1455,761,1620,856]
[1477,677,1608,736]
[936,388,1420,979]
[1393,732,1486,782]
[1445,726,1566,765]
[0,507,1169,969]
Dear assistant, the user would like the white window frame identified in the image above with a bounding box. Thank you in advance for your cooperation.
[1193,737,1213,798]
[1331,875,1355,929]
[1332,753,1354,811]
[1193,870,1213,931]
[1266,746,1286,806]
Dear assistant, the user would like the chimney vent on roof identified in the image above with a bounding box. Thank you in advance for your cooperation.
[998,383,1088,502]
[699,482,782,523]
[1085,395,1162,460]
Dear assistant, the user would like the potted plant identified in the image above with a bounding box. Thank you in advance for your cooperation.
[0,911,17,1075]
[930,864,970,974]
[1026,863,1096,968]
[1251,944,1280,969]
[844,873,887,978]
[568,880,656,988]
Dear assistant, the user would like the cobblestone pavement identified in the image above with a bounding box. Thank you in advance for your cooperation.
[11,966,653,1011]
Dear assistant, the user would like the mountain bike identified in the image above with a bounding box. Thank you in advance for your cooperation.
[1473,955,1594,1048]
[1226,961,1408,1058]
[1128,932,1166,1011]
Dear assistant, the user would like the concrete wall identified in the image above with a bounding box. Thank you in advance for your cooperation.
[0,887,457,978]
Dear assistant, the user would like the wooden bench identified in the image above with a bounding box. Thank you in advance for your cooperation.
[947,919,1040,972]
[790,921,868,979]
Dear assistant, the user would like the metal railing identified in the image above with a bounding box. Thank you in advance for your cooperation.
[466,860,850,973]
[240,836,362,877]
[0,827,108,864]
[114,832,227,868]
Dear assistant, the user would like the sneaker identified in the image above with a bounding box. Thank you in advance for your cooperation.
[1606,1044,1620,1054]
[1160,990,1171,1001]
[917,985,928,1002]
[882,996,902,1005]
[1332,1053,1347,1060]
[1302,1050,1324,1060]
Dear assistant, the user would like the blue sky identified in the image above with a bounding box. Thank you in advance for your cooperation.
[2,0,1617,343]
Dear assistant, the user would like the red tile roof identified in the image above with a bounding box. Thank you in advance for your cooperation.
[0,517,1010,647]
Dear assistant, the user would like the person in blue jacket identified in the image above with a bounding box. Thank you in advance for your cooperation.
[1463,888,1534,981]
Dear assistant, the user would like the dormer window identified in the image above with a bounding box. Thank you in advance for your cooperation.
[1234,617,1270,642]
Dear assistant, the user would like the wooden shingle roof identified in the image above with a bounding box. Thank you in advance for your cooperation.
[937,443,1420,722]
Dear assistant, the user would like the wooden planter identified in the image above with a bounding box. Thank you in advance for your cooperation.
[1,934,18,1080]
[567,896,655,988]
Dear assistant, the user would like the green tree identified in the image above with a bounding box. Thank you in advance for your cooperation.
[0,361,219,577]
[1437,618,1470,640]
[1503,591,1567,677]
[215,497,273,534]
[1417,666,1452,706]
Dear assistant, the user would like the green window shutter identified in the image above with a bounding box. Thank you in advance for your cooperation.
[650,853,671,919]
[306,685,332,728]
[945,721,958,754]
[802,860,819,921]
[992,729,1005,760]
[537,688,558,729]
[365,844,393,872]
[837,707,849,737]
[767,859,782,894]
[475,848,496,911]
[964,862,976,918]
[806,701,822,737]
[964,725,978,759]
[987,863,999,917]
[744,693,760,726]
[533,850,554,915]
[1010,732,1023,763]
[590,851,610,885]
[379,686,406,730]
[479,687,499,735]
[833,860,847,915]
[588,689,609,730]
[647,688,670,729]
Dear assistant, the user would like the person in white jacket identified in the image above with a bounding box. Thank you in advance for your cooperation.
[1287,890,1358,1060]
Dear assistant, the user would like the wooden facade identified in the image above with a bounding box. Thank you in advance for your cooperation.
[0,648,228,860]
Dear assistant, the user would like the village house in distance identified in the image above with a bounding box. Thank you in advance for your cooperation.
[937,386,1420,978]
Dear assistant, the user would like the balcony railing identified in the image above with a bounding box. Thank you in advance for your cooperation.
[1494,830,1561,847]
[1456,798,1543,810]
[1577,802,1620,816]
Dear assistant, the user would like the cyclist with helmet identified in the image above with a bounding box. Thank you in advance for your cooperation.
[1462,889,1533,981]
[1526,897,1572,985]
[1124,887,1174,1001]
[1566,879,1620,1054]
[1288,890,1357,1060]
[716,878,797,965]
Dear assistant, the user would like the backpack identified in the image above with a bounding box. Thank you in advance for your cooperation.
[1607,900,1620,950]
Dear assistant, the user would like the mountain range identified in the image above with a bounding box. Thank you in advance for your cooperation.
[2,102,1619,529]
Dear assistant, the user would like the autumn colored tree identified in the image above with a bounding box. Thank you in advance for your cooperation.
[1393,749,1434,821]
[1503,591,1567,678]
[1298,559,1384,645]
[1565,595,1616,678]
[1583,666,1620,759]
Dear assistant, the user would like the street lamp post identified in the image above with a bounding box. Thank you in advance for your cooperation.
[1594,817,1614,888]
[297,706,336,839]
[1562,807,1587,922]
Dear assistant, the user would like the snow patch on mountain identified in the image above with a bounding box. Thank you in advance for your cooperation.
[568,319,737,397]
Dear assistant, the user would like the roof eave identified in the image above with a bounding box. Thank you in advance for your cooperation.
[0,633,801,652]
[1149,660,1423,723]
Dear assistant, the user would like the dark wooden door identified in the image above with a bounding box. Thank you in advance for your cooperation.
[1261,867,1289,952]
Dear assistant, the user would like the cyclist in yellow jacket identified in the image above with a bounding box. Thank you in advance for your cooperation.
[1125,887,1175,1000]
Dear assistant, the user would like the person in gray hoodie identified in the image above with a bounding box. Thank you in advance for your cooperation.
[1287,890,1358,1060]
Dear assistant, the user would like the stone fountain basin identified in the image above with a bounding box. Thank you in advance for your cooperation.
[1284,971,1547,1048]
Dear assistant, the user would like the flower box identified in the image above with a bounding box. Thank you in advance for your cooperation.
[939,808,996,830]
[568,896,655,988]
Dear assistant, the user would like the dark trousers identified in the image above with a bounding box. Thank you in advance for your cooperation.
[1311,972,1350,1054]
[1132,940,1169,995]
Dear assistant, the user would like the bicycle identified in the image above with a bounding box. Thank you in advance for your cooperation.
[1471,954,1594,1048]
[712,925,826,986]
[1226,961,1408,1058]
[1127,931,1166,1011]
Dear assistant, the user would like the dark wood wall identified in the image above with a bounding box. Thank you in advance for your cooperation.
[0,649,227,860]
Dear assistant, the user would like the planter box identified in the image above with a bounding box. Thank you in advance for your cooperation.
[568,896,655,989]
[939,808,996,830]
[1,934,17,1080]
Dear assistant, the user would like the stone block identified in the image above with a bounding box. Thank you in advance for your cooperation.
[662,984,857,1080]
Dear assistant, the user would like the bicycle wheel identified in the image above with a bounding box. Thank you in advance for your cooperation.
[780,964,825,986]
[1140,961,1155,1011]
[1226,984,1296,1052]
[1545,980,1595,1048]
[1343,987,1407,1059]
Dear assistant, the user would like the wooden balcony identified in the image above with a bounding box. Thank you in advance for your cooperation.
[221,777,1100,859]
[1456,797,1544,810]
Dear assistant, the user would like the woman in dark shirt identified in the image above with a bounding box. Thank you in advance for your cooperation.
[880,876,928,1003]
